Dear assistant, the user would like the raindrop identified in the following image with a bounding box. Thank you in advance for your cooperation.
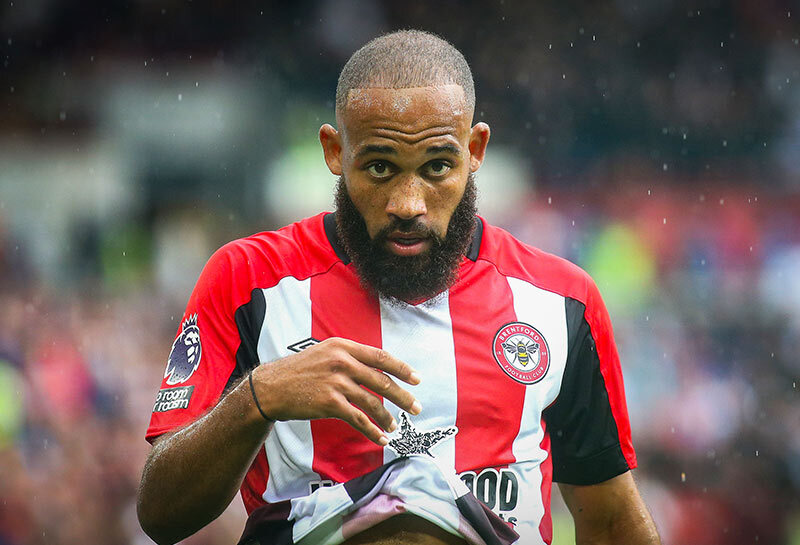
[59,111,66,121]
[122,251,126,257]
[699,194,705,201]
[663,217,667,224]
[701,259,706,265]
[178,93,182,101]
[195,82,199,87]
[548,44,552,50]
[647,189,651,195]
[571,220,575,226]
[662,163,668,171]
[755,450,759,457]
[681,472,686,482]
[547,197,552,204]
[722,139,728,147]
[719,198,725,205]
[562,73,566,79]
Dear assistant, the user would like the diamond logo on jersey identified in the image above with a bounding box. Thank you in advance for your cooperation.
[287,337,320,353]
[387,412,458,457]
[492,322,550,384]
[164,314,202,385]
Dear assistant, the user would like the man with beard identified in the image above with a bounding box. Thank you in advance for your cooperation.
[138,30,660,545]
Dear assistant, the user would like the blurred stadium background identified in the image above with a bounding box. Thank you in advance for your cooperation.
[1,1,799,544]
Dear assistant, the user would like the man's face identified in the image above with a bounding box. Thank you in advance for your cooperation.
[320,85,490,301]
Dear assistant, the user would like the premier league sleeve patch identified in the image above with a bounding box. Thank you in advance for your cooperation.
[164,314,203,385]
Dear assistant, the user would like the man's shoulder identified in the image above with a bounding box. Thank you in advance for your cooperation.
[206,212,341,287]
[477,219,594,303]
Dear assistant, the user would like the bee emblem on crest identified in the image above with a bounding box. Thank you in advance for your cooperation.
[501,339,540,367]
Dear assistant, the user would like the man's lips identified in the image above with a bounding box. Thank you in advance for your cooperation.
[385,232,431,256]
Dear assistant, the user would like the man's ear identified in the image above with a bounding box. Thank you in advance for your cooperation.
[468,122,491,172]
[319,124,343,175]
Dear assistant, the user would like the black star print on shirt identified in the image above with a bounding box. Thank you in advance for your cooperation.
[387,412,458,457]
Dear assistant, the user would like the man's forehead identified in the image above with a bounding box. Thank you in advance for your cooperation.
[339,85,471,131]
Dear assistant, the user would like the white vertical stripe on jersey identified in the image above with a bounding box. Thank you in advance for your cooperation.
[507,276,569,545]
[257,276,321,503]
[379,293,459,470]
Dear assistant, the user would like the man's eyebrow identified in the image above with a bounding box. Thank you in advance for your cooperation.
[426,144,461,155]
[355,145,397,158]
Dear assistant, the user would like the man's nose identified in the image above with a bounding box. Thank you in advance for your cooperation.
[385,176,427,220]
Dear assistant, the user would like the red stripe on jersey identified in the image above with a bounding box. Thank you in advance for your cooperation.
[478,220,636,470]
[241,446,269,514]
[146,213,341,442]
[450,260,527,473]
[538,419,553,544]
[309,263,384,483]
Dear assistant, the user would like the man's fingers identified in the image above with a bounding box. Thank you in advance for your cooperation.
[336,339,420,385]
[351,365,421,416]
[343,381,397,432]
[334,397,389,446]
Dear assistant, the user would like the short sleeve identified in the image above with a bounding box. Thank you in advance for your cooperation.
[145,244,243,443]
[543,280,637,485]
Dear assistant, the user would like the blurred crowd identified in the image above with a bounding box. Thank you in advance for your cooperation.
[1,1,799,544]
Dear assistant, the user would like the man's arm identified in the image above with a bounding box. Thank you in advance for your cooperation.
[558,471,660,545]
[137,338,421,545]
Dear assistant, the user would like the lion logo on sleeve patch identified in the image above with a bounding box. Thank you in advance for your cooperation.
[493,322,550,384]
[165,314,202,385]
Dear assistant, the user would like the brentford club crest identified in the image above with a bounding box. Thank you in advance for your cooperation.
[492,322,550,384]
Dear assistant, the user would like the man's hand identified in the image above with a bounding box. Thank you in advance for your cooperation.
[251,337,421,445]
[559,471,661,544]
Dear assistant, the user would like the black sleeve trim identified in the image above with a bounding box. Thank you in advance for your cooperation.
[223,288,266,394]
[550,443,631,486]
[544,297,630,485]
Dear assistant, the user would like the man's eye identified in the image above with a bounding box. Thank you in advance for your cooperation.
[366,162,393,178]
[426,161,451,177]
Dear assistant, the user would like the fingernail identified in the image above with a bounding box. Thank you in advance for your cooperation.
[410,372,421,384]
[388,418,397,432]
[378,436,389,446]
[411,400,422,415]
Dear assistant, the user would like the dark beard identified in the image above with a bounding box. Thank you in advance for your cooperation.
[334,174,477,303]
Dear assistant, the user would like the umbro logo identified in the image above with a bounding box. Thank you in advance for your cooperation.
[287,337,320,353]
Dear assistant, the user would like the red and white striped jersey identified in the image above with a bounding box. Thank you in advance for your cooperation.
[146,212,636,545]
